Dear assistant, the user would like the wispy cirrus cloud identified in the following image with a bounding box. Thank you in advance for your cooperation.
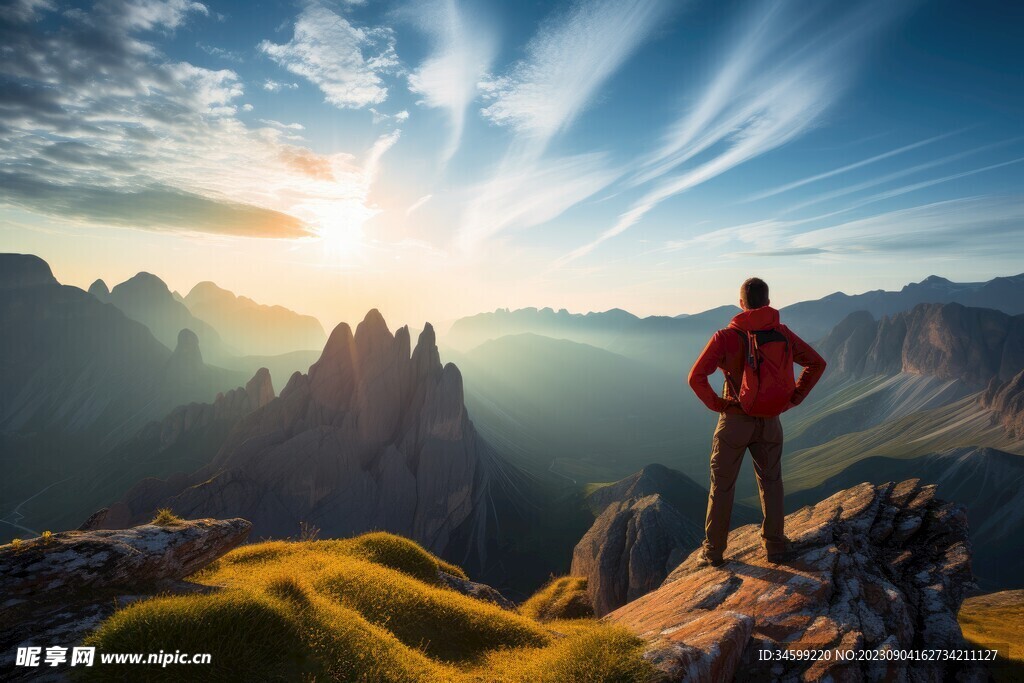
[0,0,399,239]
[479,0,673,151]
[456,0,672,252]
[259,1,400,109]
[664,196,1024,260]
[458,153,622,251]
[744,130,962,202]
[407,0,496,163]
[554,0,912,267]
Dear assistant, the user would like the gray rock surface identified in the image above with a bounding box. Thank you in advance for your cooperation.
[572,494,702,617]
[607,479,983,682]
[0,519,250,681]
[437,570,516,610]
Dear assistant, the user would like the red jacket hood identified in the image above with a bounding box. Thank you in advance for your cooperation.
[728,306,780,332]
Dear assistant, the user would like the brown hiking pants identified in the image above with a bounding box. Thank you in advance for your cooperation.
[703,412,787,559]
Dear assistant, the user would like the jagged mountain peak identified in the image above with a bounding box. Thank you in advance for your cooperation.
[244,367,275,409]
[91,309,491,556]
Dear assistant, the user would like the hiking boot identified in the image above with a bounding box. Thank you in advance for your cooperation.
[765,548,796,564]
[696,550,725,568]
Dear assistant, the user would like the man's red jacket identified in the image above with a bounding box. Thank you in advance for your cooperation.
[688,306,826,414]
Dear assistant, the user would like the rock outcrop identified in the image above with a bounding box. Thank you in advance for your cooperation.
[153,367,275,448]
[87,310,500,559]
[437,570,516,610]
[819,303,1024,386]
[980,369,1024,438]
[572,465,756,617]
[572,494,702,617]
[607,479,980,682]
[0,519,250,671]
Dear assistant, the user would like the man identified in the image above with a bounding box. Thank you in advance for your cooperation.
[688,277,826,566]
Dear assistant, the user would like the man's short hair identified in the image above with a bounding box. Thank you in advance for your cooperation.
[740,277,769,309]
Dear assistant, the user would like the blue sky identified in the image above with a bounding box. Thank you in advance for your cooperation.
[0,0,1022,327]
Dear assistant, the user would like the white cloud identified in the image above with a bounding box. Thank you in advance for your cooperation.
[745,131,961,202]
[259,119,305,131]
[0,2,399,239]
[555,0,912,267]
[479,0,672,151]
[406,194,433,215]
[104,0,209,32]
[259,2,399,109]
[166,62,243,115]
[262,79,298,92]
[456,0,670,252]
[457,152,622,252]
[408,0,496,163]
[662,196,1024,261]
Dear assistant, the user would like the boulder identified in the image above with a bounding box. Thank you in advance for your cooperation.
[0,519,250,677]
[437,570,516,610]
[572,494,702,617]
[572,465,756,617]
[1,518,251,602]
[606,479,982,682]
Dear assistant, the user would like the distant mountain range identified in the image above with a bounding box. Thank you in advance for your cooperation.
[0,254,246,538]
[817,303,1024,386]
[91,274,327,362]
[90,273,232,361]
[183,280,326,356]
[445,273,1024,358]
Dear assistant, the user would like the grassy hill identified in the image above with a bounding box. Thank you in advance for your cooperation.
[84,532,651,682]
[959,590,1024,682]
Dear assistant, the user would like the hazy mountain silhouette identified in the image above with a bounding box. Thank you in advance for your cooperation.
[447,306,739,375]
[183,280,326,356]
[446,273,1024,360]
[95,272,232,361]
[781,273,1024,341]
[0,254,245,540]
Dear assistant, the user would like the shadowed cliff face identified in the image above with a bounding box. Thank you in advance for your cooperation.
[980,369,1024,439]
[607,479,979,682]
[818,302,1024,386]
[89,310,496,558]
[571,465,759,617]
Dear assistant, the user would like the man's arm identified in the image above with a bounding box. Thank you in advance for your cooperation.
[785,327,827,406]
[688,331,730,412]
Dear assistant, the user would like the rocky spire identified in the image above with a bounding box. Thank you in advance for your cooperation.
[88,278,110,300]
[168,328,203,373]
[245,367,275,409]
